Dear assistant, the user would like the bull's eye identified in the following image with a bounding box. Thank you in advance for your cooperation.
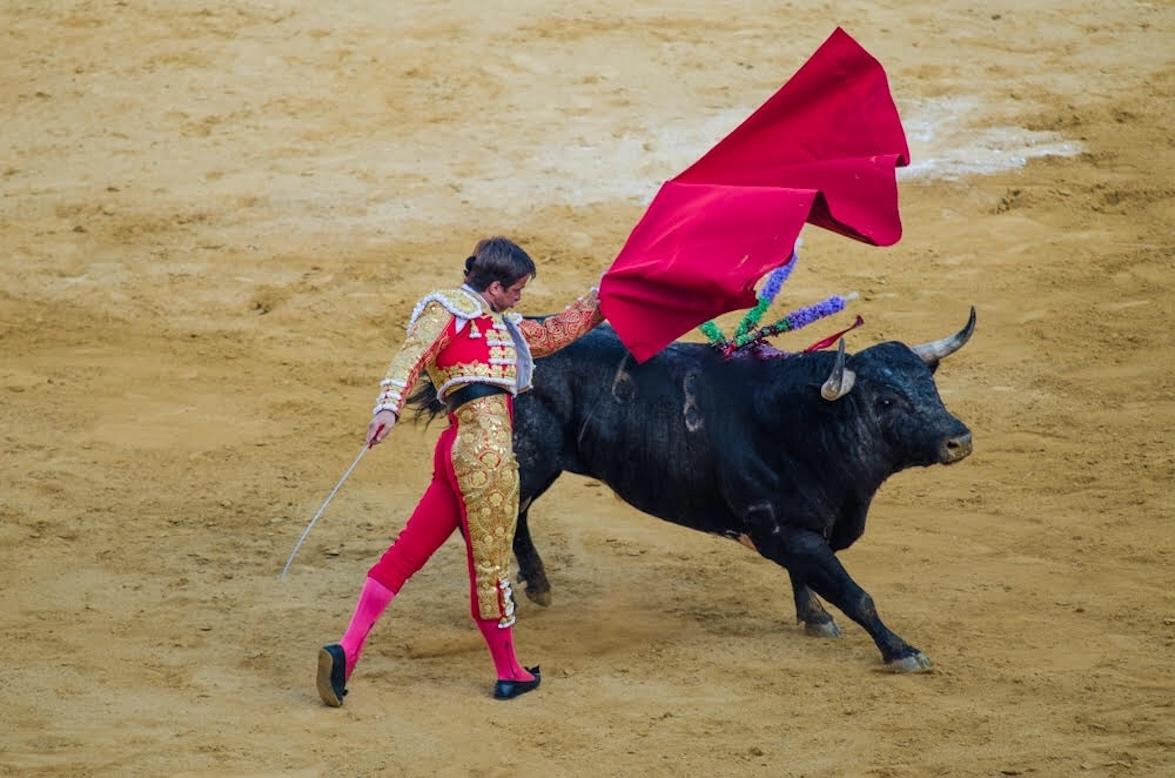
[876,397,896,411]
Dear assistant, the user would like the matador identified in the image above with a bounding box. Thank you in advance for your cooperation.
[317,236,603,705]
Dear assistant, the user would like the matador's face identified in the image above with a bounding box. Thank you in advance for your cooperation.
[483,276,530,312]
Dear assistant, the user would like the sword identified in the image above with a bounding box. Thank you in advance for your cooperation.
[279,425,384,578]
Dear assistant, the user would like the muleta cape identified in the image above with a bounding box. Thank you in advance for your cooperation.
[598,27,910,363]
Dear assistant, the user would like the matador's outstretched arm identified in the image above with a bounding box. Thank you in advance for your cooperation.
[518,289,604,358]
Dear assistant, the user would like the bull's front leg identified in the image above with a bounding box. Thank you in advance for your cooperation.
[756,527,931,672]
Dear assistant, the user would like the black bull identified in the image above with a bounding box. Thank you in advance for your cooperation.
[416,309,976,672]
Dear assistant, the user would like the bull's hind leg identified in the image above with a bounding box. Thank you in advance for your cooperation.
[512,468,563,607]
[756,527,931,672]
[788,571,842,638]
[513,505,551,606]
[512,393,568,607]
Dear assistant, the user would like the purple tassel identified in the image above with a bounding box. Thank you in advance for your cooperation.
[786,295,844,330]
[737,294,847,346]
[757,250,798,303]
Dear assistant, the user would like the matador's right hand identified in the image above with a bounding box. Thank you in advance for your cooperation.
[367,410,396,448]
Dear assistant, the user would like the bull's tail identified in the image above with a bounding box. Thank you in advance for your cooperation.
[405,377,446,426]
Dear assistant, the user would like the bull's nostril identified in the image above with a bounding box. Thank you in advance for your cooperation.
[942,433,973,462]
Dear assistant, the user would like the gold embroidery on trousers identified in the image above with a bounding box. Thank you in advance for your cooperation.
[450,394,520,624]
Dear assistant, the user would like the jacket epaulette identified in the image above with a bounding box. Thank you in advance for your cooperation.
[406,287,484,332]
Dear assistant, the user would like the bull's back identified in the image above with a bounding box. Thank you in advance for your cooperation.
[516,327,735,531]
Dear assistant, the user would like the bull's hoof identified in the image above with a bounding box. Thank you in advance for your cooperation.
[803,619,842,638]
[523,585,552,607]
[884,652,933,673]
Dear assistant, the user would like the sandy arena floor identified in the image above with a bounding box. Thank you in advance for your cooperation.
[2,1,1173,776]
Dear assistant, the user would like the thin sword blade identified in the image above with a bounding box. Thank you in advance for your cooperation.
[280,444,369,579]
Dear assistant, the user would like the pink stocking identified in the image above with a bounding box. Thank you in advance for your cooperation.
[476,619,534,682]
[339,577,395,678]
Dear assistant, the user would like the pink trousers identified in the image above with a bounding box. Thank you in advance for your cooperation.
[367,396,518,623]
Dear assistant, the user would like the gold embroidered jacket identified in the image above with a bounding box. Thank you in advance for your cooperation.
[374,285,603,417]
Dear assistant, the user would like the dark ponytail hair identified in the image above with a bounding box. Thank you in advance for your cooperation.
[463,236,537,291]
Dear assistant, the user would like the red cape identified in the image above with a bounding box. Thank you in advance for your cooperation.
[598,28,910,362]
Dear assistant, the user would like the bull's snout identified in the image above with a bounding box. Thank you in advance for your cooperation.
[939,432,973,464]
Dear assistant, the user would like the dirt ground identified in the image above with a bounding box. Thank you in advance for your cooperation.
[2,1,1173,776]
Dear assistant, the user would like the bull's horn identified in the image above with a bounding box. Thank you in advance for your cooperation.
[821,339,856,401]
[910,306,977,364]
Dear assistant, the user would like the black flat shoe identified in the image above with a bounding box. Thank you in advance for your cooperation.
[317,644,348,707]
[493,666,541,700]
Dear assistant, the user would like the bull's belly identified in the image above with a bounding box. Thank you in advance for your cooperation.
[566,463,735,535]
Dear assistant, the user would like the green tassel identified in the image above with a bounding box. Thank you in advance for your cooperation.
[734,298,771,341]
[699,321,727,346]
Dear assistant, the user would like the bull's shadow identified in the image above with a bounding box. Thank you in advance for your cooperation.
[417,309,975,672]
